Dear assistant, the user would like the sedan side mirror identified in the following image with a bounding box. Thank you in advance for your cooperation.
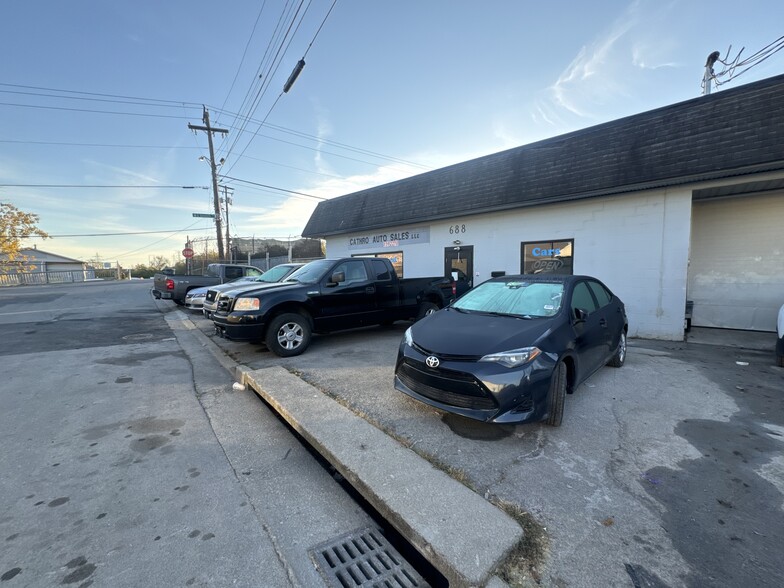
[573,307,589,323]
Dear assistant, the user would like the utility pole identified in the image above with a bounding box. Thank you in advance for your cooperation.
[220,185,233,263]
[188,107,228,260]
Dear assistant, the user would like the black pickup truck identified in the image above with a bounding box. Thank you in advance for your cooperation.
[212,257,464,356]
[152,263,263,305]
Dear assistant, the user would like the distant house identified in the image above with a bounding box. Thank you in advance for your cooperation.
[0,247,89,286]
[303,74,784,340]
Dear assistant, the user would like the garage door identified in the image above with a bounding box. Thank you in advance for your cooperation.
[688,193,784,331]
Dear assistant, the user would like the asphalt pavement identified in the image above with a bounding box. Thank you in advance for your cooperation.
[187,304,784,588]
[0,281,401,588]
[4,281,782,588]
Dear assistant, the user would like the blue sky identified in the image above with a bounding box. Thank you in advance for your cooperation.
[1,1,781,266]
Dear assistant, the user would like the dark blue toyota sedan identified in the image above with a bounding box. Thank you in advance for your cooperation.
[394,274,627,426]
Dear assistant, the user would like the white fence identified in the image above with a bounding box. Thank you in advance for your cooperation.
[0,269,119,287]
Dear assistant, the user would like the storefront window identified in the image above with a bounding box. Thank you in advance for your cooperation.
[352,251,404,277]
[521,240,574,275]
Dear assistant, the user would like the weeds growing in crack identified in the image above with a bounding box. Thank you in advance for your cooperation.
[491,498,550,587]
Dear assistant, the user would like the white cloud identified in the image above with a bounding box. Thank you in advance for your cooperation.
[548,6,639,119]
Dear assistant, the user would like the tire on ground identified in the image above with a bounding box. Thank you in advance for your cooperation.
[416,301,440,320]
[546,361,567,427]
[607,331,627,368]
[265,313,312,357]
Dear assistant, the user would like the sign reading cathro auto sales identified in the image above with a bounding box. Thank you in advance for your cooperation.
[347,227,430,250]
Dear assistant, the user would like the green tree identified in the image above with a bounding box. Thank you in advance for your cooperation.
[0,202,49,272]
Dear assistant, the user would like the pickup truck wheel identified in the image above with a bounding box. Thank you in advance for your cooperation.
[266,313,311,357]
[416,301,439,320]
[173,299,185,306]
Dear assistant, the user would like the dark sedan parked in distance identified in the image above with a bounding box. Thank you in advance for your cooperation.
[394,274,628,426]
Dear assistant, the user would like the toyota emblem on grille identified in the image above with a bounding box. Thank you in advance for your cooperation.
[425,356,440,368]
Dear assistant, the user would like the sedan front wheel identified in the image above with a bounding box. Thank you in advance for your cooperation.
[546,361,567,427]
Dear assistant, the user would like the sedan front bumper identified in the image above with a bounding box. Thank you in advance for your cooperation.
[394,341,556,424]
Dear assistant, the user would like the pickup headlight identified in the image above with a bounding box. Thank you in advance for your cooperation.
[479,347,541,368]
[403,327,413,347]
[234,297,260,311]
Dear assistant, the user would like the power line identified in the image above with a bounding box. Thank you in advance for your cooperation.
[220,174,327,200]
[0,139,343,178]
[0,184,208,189]
[0,88,203,111]
[21,228,214,238]
[113,221,206,259]
[0,83,429,171]
[0,101,191,119]
[221,1,305,160]
[0,82,203,106]
[0,139,201,149]
[217,0,271,119]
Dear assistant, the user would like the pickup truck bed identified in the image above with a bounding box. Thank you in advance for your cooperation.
[152,263,263,305]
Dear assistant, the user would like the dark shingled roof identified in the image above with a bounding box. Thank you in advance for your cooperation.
[302,74,784,238]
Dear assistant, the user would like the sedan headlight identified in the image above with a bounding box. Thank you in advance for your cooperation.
[479,347,541,368]
[234,297,260,311]
[403,327,413,347]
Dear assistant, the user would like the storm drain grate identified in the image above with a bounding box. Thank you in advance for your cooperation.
[310,526,430,588]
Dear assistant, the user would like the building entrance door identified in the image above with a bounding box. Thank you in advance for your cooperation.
[444,245,474,288]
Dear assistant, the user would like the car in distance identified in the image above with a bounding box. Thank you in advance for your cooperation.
[201,263,304,318]
[184,274,265,311]
[152,263,263,305]
[394,274,628,427]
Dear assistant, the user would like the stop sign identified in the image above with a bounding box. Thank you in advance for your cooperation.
[182,247,194,258]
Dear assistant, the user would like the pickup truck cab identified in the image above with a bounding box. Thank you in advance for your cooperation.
[212,257,460,356]
[152,263,263,305]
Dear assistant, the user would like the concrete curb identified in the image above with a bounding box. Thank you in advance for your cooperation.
[167,308,523,586]
[244,366,524,587]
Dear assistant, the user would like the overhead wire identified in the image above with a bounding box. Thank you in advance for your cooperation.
[220,174,326,200]
[222,0,343,175]
[0,82,202,107]
[220,0,299,157]
[0,184,208,189]
[712,35,784,87]
[221,0,311,169]
[217,0,270,120]
[0,82,429,172]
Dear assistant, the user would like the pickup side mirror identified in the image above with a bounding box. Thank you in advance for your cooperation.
[328,271,345,286]
[573,308,589,323]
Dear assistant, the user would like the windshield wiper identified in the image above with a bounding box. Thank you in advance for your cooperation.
[481,311,533,319]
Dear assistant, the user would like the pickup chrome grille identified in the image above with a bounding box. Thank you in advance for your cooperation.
[398,359,497,410]
[216,296,231,312]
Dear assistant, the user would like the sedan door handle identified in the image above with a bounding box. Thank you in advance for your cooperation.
[599,318,608,327]
[365,286,376,294]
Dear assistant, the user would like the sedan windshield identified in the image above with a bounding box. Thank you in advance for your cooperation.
[453,280,564,317]
[256,265,295,282]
